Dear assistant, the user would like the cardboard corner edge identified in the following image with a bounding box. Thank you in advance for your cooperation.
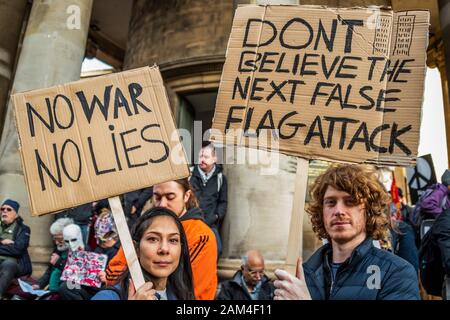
[148,64,160,72]
[10,94,38,217]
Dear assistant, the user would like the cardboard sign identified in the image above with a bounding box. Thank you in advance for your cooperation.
[211,5,429,166]
[13,66,189,216]
[60,250,108,288]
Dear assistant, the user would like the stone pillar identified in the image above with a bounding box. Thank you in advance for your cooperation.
[0,0,28,139]
[0,0,93,276]
[439,0,450,167]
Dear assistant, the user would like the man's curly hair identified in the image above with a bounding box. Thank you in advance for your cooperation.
[306,164,391,241]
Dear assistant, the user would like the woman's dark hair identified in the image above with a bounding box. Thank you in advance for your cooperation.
[118,207,195,300]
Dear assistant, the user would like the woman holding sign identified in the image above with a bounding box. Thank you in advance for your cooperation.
[104,179,218,299]
[91,207,194,300]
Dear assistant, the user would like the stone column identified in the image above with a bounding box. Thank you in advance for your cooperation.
[0,0,93,276]
[439,0,450,167]
[0,0,28,139]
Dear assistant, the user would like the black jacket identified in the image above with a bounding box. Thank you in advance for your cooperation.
[217,270,274,300]
[431,207,450,276]
[179,207,206,223]
[0,216,32,276]
[190,165,227,228]
[123,188,153,218]
[303,237,420,300]
[55,203,93,225]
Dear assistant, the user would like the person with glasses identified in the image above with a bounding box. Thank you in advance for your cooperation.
[217,250,274,300]
[0,199,32,299]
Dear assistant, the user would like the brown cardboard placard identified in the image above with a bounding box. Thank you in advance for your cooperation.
[211,5,429,167]
[13,66,190,216]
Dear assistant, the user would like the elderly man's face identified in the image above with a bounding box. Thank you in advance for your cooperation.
[53,233,68,251]
[243,259,265,288]
[1,205,18,225]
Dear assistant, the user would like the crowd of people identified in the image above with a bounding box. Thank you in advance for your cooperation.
[1,143,450,300]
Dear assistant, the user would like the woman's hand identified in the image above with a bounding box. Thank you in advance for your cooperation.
[127,279,158,300]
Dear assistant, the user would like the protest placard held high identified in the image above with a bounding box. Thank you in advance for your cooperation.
[211,5,429,166]
[13,66,189,216]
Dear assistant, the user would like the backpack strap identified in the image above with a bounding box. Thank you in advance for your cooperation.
[217,172,223,193]
[440,194,448,211]
[188,166,194,182]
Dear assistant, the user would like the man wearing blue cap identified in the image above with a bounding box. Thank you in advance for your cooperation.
[0,199,32,298]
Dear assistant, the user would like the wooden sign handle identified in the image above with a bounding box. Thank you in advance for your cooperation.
[285,157,309,275]
[108,196,145,289]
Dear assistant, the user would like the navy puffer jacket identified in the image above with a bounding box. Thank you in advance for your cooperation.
[303,237,420,300]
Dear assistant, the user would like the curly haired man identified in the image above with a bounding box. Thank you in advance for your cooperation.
[274,164,420,300]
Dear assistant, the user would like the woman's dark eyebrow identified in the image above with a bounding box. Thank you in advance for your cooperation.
[143,231,161,237]
[168,233,181,237]
[144,231,180,237]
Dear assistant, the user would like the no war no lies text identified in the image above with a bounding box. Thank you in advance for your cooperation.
[23,82,170,192]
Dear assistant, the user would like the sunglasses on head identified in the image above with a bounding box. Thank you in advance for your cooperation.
[1,207,13,212]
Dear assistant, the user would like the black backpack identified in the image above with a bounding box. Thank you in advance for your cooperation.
[419,228,445,296]
[411,185,449,226]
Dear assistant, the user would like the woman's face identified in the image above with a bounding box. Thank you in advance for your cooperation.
[137,215,181,283]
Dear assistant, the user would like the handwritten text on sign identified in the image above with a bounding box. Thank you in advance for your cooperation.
[211,6,429,166]
[13,67,189,216]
